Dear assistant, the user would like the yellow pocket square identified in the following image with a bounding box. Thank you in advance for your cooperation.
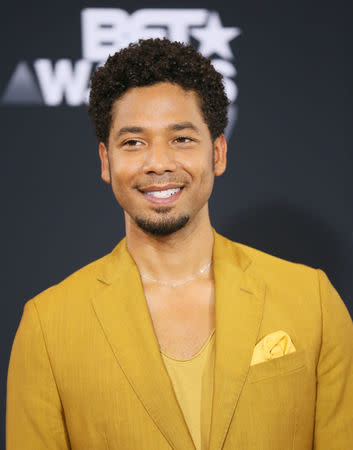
[250,330,296,366]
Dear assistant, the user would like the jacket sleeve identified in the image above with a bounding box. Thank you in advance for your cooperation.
[6,299,71,449]
[314,269,353,449]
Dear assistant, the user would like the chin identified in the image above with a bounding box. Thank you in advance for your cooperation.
[134,214,190,236]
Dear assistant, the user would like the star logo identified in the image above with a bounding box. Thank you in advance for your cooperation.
[191,12,241,59]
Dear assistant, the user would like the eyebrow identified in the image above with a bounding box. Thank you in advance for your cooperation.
[168,122,200,133]
[116,126,144,138]
[115,122,200,138]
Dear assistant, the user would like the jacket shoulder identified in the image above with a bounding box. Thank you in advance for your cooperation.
[231,238,320,290]
[28,250,113,312]
[236,240,316,269]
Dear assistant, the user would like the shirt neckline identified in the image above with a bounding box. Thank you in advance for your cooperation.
[160,328,215,363]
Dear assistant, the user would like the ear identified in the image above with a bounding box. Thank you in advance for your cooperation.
[98,142,111,184]
[213,134,227,176]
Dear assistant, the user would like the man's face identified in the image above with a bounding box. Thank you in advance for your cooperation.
[99,82,227,236]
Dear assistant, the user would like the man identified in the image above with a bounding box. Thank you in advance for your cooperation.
[6,38,353,450]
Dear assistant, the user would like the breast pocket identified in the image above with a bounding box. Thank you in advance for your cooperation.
[224,350,308,449]
[247,349,307,383]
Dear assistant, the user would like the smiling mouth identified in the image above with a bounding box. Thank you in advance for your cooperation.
[144,187,181,198]
[138,186,184,204]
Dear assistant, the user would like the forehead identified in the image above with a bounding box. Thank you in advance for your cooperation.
[110,82,205,130]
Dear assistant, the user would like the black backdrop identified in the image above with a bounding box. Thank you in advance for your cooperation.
[1,2,352,448]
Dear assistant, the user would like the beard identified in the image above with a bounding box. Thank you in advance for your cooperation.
[134,207,189,236]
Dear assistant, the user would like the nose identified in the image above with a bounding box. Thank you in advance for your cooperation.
[142,140,177,175]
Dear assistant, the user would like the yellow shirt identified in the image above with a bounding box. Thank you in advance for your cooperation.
[161,330,215,450]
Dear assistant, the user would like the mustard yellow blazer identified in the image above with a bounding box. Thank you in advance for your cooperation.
[6,230,353,449]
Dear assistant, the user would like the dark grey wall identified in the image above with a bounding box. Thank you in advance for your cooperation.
[1,2,352,448]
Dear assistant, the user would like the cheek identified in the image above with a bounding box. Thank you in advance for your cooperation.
[109,160,133,197]
[201,171,215,195]
[199,159,216,195]
[197,157,215,185]
[181,150,213,176]
[110,153,133,180]
[188,166,214,205]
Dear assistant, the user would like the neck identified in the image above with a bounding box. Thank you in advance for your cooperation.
[124,206,214,283]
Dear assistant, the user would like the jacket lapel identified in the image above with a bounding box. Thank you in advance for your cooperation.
[91,238,196,450]
[91,230,266,450]
[208,231,266,450]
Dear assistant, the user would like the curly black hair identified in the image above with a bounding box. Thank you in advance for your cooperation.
[88,38,229,145]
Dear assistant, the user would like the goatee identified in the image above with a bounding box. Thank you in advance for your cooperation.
[134,212,189,236]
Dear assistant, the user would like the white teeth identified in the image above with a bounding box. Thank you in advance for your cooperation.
[146,188,181,198]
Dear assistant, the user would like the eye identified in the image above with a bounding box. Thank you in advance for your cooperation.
[122,139,143,147]
[174,136,193,143]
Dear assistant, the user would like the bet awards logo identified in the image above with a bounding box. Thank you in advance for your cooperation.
[1,8,240,135]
